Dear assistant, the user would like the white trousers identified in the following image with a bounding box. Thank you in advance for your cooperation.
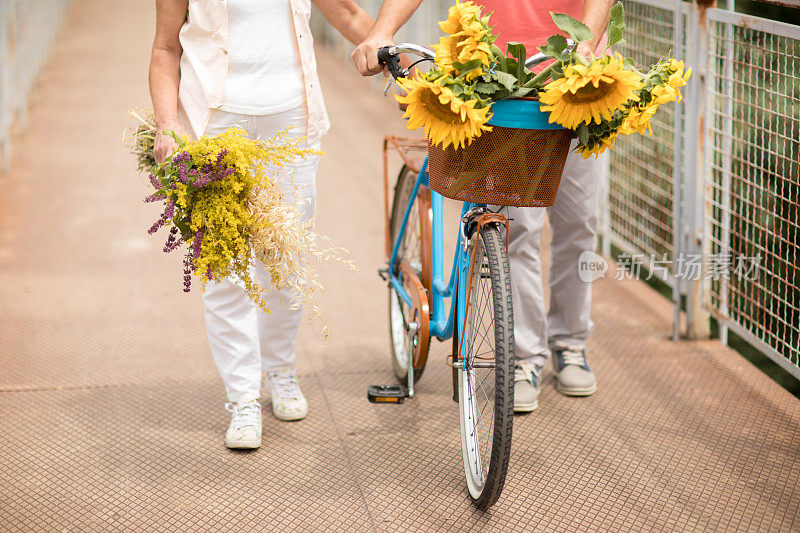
[201,106,320,403]
[504,141,606,362]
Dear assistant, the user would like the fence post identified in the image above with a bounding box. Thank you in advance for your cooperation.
[683,0,713,339]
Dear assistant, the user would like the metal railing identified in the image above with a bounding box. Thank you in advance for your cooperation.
[312,0,799,379]
[705,10,800,377]
[0,0,73,172]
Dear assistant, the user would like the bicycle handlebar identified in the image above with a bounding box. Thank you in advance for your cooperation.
[378,41,575,80]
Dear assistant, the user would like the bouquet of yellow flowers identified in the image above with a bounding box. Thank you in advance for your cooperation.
[127,111,352,333]
[397,0,690,159]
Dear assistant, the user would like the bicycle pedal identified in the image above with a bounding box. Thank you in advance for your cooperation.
[367,384,409,404]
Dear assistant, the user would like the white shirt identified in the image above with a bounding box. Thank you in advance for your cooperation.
[220,0,306,115]
[177,0,330,142]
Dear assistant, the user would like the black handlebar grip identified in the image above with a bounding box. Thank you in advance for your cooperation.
[377,46,404,80]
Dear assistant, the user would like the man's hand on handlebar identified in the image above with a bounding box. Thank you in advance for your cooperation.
[352,33,394,76]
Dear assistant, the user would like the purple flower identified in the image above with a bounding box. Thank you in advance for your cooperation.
[191,229,204,259]
[148,173,160,189]
[163,226,181,253]
[147,199,175,235]
[173,151,191,165]
[164,198,175,218]
[144,192,162,203]
[177,161,190,184]
[183,253,193,292]
[148,217,165,235]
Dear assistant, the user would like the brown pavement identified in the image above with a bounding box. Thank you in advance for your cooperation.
[1,1,799,531]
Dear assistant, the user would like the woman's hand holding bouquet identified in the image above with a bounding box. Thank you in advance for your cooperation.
[126,111,353,335]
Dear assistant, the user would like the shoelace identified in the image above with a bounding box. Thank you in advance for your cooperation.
[225,401,260,430]
[559,346,587,367]
[268,370,301,400]
[515,363,542,384]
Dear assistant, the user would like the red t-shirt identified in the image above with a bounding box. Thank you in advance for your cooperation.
[478,0,584,55]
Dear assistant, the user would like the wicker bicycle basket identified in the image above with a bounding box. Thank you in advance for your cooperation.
[426,99,572,207]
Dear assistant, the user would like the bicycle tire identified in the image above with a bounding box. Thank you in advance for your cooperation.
[387,165,431,383]
[456,224,515,509]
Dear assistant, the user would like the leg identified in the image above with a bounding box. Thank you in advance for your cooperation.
[505,205,548,412]
[506,205,548,363]
[250,105,320,372]
[250,106,320,421]
[203,276,262,403]
[546,142,604,347]
[201,111,263,404]
[256,150,319,371]
[200,111,263,448]
[546,142,605,396]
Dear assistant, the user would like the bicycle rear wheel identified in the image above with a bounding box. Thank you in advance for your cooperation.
[456,224,514,509]
[388,165,431,382]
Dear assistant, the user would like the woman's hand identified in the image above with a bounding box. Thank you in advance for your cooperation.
[153,122,184,165]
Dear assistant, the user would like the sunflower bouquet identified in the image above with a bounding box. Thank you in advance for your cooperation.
[397,0,690,159]
[126,110,352,333]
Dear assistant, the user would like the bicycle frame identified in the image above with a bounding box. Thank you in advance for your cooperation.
[388,157,481,345]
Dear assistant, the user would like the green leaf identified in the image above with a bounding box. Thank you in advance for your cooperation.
[508,87,536,99]
[452,58,485,73]
[490,43,507,70]
[577,123,590,145]
[622,56,637,70]
[606,2,625,48]
[550,12,593,43]
[494,71,517,91]
[537,34,568,58]
[473,81,502,94]
[506,41,528,82]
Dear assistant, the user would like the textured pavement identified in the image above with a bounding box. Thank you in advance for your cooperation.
[0,1,798,531]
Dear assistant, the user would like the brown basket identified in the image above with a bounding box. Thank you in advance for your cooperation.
[427,126,573,207]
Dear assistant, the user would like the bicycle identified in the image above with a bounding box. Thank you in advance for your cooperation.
[367,43,572,509]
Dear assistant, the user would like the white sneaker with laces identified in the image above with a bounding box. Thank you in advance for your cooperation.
[224,400,262,449]
[266,366,308,421]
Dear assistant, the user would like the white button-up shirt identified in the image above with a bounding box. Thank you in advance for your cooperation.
[178,0,330,142]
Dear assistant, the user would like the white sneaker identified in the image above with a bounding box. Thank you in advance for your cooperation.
[224,400,262,449]
[266,366,308,421]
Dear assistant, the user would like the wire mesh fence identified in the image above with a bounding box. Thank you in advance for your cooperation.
[605,0,684,286]
[706,12,800,377]
[0,0,72,171]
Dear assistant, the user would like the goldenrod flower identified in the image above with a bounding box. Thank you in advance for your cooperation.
[540,55,644,129]
[396,77,492,149]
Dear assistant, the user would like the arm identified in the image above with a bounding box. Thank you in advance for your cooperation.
[576,0,614,56]
[312,0,374,46]
[351,0,423,76]
[149,0,188,165]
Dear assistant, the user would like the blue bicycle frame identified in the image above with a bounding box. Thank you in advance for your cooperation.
[386,99,563,352]
[388,160,477,346]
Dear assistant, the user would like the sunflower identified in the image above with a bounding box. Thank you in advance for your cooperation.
[396,77,492,149]
[433,31,492,79]
[576,133,618,159]
[438,0,484,35]
[540,55,644,129]
[618,103,658,136]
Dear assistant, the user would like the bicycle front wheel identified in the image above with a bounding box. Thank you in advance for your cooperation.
[457,223,515,509]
